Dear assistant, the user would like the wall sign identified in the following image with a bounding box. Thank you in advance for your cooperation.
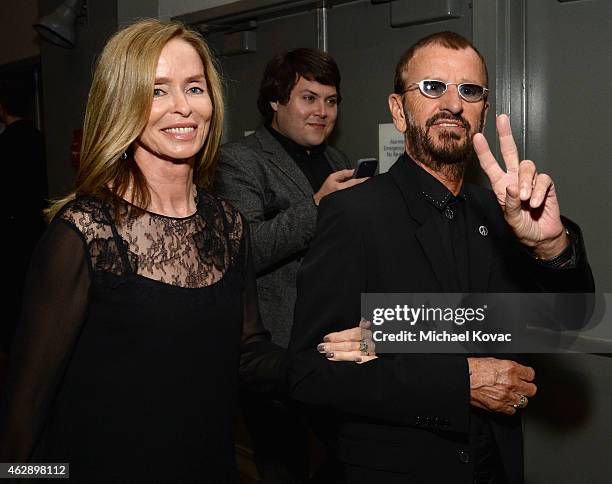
[378,123,404,173]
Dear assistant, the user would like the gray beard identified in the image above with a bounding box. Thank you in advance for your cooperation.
[405,111,481,183]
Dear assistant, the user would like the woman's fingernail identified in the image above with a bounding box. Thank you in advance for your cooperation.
[323,336,331,342]
[317,344,326,352]
[326,352,334,359]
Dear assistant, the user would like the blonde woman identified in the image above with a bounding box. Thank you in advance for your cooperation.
[0,20,367,482]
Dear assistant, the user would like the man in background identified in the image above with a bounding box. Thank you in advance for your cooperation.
[216,48,366,482]
[0,80,47,379]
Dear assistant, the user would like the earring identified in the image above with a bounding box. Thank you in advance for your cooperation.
[121,152,128,160]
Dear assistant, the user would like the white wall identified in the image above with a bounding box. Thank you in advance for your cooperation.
[158,0,238,20]
[117,0,159,25]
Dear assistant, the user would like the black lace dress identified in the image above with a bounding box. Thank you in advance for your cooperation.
[0,189,286,483]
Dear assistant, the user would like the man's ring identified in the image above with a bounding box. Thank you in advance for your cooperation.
[512,395,528,409]
[359,339,369,356]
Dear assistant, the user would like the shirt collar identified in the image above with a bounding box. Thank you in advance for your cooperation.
[266,124,327,161]
[410,158,467,212]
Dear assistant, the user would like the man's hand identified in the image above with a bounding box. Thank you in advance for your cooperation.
[473,114,569,259]
[313,169,369,206]
[467,357,537,415]
[317,319,378,364]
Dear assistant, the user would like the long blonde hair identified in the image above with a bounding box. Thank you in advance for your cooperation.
[46,19,224,220]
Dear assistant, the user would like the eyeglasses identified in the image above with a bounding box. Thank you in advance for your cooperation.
[404,80,489,103]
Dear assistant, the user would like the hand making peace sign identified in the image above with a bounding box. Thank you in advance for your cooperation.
[473,114,569,259]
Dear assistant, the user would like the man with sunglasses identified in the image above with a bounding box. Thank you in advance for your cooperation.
[289,31,593,483]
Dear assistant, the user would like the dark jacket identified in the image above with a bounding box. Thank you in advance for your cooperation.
[216,126,352,346]
[289,155,594,483]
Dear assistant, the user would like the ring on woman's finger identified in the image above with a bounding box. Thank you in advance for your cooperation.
[512,394,528,409]
[359,338,369,356]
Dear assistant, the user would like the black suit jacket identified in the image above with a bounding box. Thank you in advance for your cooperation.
[289,155,593,483]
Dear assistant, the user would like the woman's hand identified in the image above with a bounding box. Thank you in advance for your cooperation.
[317,319,378,364]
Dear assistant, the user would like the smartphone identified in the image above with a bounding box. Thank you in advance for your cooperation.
[353,158,378,178]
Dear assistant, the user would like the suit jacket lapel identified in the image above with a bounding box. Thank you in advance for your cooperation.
[389,156,460,293]
[325,150,346,172]
[254,128,313,196]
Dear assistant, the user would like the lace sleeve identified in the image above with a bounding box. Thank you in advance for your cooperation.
[238,218,289,396]
[0,219,90,462]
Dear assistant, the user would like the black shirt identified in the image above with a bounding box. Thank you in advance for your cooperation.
[266,125,332,192]
[412,160,471,292]
[411,159,505,482]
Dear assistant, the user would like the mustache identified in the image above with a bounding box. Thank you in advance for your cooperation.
[425,113,470,131]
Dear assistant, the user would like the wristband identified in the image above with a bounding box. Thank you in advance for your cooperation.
[534,228,574,269]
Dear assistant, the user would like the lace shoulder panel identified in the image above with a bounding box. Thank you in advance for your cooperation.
[197,189,244,263]
[114,189,246,288]
[55,191,245,287]
[57,196,125,275]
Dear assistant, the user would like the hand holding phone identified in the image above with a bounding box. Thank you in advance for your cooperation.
[353,158,378,178]
[313,166,371,206]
